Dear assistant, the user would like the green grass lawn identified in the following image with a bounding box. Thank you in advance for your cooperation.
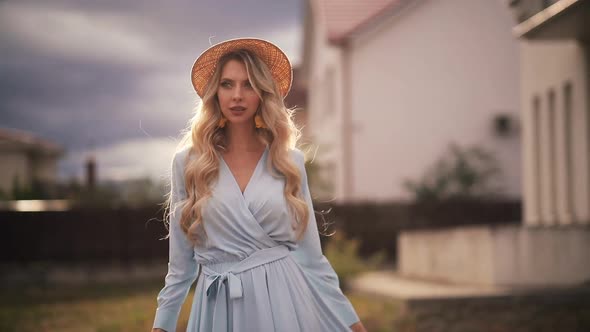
[0,280,400,332]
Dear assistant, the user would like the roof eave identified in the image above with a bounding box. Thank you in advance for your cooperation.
[512,0,587,38]
[326,0,420,47]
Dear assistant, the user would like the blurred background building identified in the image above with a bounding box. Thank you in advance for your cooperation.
[302,0,522,202]
[508,0,590,226]
[397,0,590,289]
[0,127,64,199]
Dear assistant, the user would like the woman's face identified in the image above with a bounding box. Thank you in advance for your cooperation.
[217,59,261,127]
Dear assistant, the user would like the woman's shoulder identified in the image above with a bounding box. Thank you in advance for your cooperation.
[289,147,306,168]
[172,144,195,167]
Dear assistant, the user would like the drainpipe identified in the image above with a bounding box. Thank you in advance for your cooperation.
[342,40,353,201]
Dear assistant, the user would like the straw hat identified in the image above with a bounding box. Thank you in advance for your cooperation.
[191,38,293,99]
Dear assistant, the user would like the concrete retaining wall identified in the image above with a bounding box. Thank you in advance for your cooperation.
[399,224,590,287]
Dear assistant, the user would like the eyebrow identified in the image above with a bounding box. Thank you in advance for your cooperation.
[220,78,250,83]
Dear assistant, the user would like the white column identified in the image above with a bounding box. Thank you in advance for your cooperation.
[556,81,575,225]
[540,90,556,225]
[523,94,542,226]
[548,89,559,225]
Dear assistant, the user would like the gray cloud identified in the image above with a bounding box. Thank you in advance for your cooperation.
[1,0,302,180]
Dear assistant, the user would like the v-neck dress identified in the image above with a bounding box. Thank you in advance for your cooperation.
[153,145,360,332]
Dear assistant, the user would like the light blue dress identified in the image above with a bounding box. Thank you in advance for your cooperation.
[153,145,359,332]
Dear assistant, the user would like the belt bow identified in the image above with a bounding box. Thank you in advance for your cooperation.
[205,271,243,299]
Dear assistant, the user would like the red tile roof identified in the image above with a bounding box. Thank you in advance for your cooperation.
[319,0,405,43]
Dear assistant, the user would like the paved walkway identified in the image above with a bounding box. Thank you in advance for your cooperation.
[349,270,513,300]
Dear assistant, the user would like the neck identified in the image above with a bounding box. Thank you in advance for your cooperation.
[224,123,263,152]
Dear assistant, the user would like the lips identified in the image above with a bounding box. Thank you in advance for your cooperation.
[230,106,246,112]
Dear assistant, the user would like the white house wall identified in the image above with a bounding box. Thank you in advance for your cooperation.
[0,151,29,194]
[32,155,60,184]
[345,0,522,201]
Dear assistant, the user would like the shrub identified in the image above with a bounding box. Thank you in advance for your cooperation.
[404,142,505,203]
[324,231,386,291]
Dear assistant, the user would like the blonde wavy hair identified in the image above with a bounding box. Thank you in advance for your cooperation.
[164,49,309,246]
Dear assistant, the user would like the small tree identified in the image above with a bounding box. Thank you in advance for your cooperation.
[300,143,335,198]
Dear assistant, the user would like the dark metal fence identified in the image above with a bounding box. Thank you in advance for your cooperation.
[1,199,520,264]
[2,206,169,264]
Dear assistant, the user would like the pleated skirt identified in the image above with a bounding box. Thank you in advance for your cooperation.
[186,254,351,332]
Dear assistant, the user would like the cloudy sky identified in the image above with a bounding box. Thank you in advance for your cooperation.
[0,0,303,183]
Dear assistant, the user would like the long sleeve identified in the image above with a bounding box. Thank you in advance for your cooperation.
[290,149,360,327]
[153,149,200,332]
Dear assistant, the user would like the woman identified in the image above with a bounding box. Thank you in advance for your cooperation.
[152,38,367,332]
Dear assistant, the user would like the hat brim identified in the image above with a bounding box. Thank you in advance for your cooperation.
[191,38,293,99]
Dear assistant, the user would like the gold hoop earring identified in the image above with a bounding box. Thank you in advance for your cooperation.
[254,114,266,129]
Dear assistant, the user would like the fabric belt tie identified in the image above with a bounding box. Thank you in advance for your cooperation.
[202,245,290,299]
[200,245,290,331]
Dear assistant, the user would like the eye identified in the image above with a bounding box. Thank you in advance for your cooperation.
[244,81,253,89]
[220,81,231,88]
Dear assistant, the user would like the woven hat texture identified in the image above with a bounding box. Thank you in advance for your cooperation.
[191,38,292,98]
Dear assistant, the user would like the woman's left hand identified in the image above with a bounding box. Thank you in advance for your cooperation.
[350,321,368,332]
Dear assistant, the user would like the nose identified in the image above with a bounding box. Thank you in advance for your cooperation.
[232,86,243,101]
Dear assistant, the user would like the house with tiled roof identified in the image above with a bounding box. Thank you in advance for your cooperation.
[0,128,64,198]
[302,0,522,202]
